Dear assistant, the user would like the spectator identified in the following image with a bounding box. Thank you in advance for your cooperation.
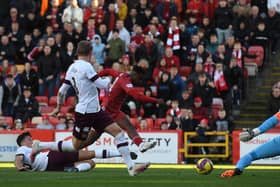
[20,62,39,96]
[186,14,199,36]
[157,71,172,117]
[139,119,148,130]
[124,8,138,32]
[156,0,178,25]
[162,48,180,70]
[61,22,76,49]
[36,115,54,130]
[206,33,219,55]
[106,29,125,67]
[214,0,233,44]
[116,0,128,21]
[250,19,269,53]
[18,34,35,64]
[165,17,181,56]
[266,8,280,55]
[14,118,24,130]
[0,116,8,130]
[107,19,130,51]
[37,45,60,97]
[0,35,16,64]
[62,0,83,30]
[2,74,21,117]
[60,41,75,73]
[179,108,197,132]
[119,54,132,73]
[66,117,74,130]
[92,34,105,66]
[160,121,169,130]
[195,44,209,65]
[192,96,209,124]
[193,118,211,154]
[170,66,186,100]
[135,34,158,70]
[86,17,96,41]
[167,100,181,117]
[8,22,24,53]
[234,20,251,47]
[45,0,63,32]
[192,72,217,107]
[131,25,145,47]
[136,7,153,28]
[165,114,177,130]
[179,89,193,108]
[104,3,119,32]
[56,114,67,130]
[268,86,280,116]
[251,0,267,16]
[232,0,251,18]
[186,0,204,23]
[96,24,108,45]
[15,86,40,123]
[24,11,42,34]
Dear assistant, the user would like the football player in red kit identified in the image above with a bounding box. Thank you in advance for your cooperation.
[97,66,163,152]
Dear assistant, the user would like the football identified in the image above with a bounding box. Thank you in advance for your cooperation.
[195,158,214,175]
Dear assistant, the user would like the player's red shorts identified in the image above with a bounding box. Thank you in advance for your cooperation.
[105,107,127,121]
[46,151,78,171]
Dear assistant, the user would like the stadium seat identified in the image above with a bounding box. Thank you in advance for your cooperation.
[65,96,76,106]
[145,118,154,129]
[154,118,166,129]
[130,118,140,128]
[30,116,43,128]
[49,117,60,125]
[48,96,57,107]
[179,66,192,78]
[35,96,48,106]
[244,46,264,67]
[60,106,71,114]
[40,106,54,114]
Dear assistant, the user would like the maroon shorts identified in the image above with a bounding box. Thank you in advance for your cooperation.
[73,110,114,140]
[46,151,79,171]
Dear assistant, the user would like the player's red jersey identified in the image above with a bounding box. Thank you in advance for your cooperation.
[98,69,158,115]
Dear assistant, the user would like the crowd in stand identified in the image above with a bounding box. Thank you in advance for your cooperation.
[0,0,279,155]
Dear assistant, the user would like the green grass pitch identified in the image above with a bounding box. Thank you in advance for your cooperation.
[1,168,280,187]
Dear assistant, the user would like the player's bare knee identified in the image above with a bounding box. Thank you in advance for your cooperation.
[88,160,96,168]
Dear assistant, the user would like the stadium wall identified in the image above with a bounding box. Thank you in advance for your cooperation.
[0,130,182,163]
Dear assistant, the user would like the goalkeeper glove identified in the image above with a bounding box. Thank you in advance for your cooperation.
[239,129,256,142]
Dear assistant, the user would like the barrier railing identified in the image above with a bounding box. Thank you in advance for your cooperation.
[179,131,229,158]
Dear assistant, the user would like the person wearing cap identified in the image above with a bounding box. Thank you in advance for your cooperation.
[36,115,54,130]
[192,96,208,124]
[15,86,40,123]
[2,74,21,117]
[192,117,211,154]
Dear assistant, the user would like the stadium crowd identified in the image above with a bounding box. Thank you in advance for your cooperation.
[0,0,279,155]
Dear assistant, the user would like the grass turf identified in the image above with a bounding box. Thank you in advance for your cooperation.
[1,168,280,187]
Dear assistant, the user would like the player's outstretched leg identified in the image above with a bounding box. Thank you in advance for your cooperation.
[117,116,156,152]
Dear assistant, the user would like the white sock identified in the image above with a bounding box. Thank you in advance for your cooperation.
[39,140,75,152]
[38,142,59,151]
[115,132,134,169]
[94,149,121,158]
[75,163,91,172]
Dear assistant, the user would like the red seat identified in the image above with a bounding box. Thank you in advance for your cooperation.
[35,96,48,106]
[65,96,76,106]
[179,66,192,78]
[48,96,57,107]
[130,118,140,128]
[145,118,154,129]
[60,106,71,114]
[5,117,14,129]
[154,118,166,129]
[49,117,60,125]
[40,106,54,114]
[244,46,264,67]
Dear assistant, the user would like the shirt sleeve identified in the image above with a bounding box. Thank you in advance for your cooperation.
[16,147,25,156]
[120,77,158,103]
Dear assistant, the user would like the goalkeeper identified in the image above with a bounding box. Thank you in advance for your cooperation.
[221,112,280,177]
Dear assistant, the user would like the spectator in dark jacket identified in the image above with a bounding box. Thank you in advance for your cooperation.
[20,62,39,96]
[268,86,280,116]
[15,86,40,123]
[0,35,16,64]
[156,0,178,25]
[214,0,233,44]
[37,45,60,97]
[2,74,21,116]
[266,8,280,54]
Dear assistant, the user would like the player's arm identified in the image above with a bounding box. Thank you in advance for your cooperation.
[240,112,280,142]
[86,64,111,90]
[15,155,30,171]
[51,80,71,115]
[122,83,159,103]
[97,69,120,78]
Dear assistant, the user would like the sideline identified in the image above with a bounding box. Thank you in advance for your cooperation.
[1,163,280,170]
